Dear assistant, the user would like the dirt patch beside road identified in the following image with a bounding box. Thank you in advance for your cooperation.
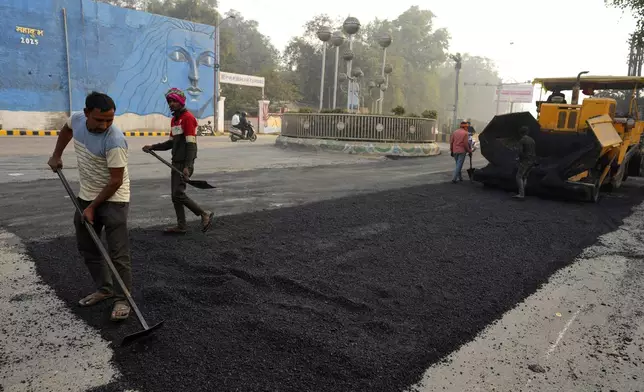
[25,182,644,392]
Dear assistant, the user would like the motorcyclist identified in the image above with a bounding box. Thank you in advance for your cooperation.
[239,112,253,138]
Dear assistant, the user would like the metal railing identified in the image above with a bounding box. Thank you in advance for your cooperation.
[281,113,436,143]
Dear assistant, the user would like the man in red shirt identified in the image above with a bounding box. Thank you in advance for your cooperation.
[449,121,473,183]
[143,88,214,234]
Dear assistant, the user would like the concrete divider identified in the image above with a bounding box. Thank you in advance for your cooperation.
[275,135,441,157]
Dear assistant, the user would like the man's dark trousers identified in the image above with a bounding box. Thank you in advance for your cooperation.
[74,198,131,301]
[171,161,206,229]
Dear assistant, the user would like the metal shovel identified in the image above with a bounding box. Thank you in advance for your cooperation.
[144,150,216,189]
[56,169,164,346]
[467,153,476,181]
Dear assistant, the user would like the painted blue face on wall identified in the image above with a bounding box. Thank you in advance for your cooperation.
[165,30,215,115]
[106,16,215,119]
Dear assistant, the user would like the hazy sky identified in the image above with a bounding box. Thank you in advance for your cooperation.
[218,0,637,82]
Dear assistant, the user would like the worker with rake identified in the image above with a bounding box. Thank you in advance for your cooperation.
[143,88,214,234]
[47,92,132,321]
[513,125,536,200]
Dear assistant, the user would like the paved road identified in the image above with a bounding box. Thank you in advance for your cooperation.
[1,136,643,392]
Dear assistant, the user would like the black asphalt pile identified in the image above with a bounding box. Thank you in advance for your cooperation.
[27,182,643,392]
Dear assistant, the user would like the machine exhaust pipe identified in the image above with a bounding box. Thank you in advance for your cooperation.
[571,71,589,105]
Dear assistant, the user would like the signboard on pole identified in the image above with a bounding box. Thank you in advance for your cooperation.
[495,84,534,103]
[220,72,265,88]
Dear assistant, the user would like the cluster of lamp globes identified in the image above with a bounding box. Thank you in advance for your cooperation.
[316,17,393,92]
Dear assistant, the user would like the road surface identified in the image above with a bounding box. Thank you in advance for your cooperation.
[1,136,643,392]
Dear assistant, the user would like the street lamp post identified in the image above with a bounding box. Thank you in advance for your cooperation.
[377,32,392,114]
[214,14,234,133]
[381,64,392,114]
[317,26,332,112]
[367,81,377,113]
[330,31,345,109]
[351,67,364,112]
[342,17,360,113]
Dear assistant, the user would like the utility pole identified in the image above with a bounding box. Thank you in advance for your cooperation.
[450,53,462,130]
[213,15,234,133]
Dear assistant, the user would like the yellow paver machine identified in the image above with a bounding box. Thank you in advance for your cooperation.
[472,72,644,202]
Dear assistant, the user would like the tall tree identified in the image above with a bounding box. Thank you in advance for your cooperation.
[284,7,451,114]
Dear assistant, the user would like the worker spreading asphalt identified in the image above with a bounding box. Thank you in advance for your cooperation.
[23,178,643,392]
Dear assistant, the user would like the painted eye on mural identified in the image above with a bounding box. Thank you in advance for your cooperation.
[168,49,189,63]
[198,52,216,68]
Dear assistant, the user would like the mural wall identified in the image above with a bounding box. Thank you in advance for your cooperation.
[0,0,216,131]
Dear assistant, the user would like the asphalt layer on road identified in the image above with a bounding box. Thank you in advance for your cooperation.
[18,175,644,392]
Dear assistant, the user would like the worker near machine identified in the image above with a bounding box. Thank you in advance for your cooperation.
[450,121,473,183]
[467,120,477,151]
[143,88,214,234]
[466,120,475,135]
[513,125,537,200]
[47,92,132,321]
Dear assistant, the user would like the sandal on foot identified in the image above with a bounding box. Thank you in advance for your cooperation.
[201,212,215,233]
[163,226,187,235]
[110,300,131,321]
[78,291,113,307]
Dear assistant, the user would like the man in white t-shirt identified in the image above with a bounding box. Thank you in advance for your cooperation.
[47,91,132,322]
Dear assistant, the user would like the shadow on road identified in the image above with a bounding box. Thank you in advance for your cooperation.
[25,180,644,392]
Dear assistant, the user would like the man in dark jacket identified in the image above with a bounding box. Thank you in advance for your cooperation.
[143,88,214,234]
[513,125,537,200]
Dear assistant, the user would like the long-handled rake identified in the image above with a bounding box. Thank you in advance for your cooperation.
[56,169,164,346]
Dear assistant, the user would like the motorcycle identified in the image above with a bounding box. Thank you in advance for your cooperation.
[229,124,257,142]
[197,121,214,136]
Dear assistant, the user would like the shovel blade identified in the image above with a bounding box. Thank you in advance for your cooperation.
[186,179,216,189]
[121,320,165,347]
[467,168,476,180]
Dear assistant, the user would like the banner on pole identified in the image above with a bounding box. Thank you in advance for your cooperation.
[495,84,534,103]
[220,72,265,88]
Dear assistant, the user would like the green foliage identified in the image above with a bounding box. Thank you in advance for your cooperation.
[298,107,314,113]
[422,110,437,119]
[320,108,347,113]
[391,106,405,116]
[284,7,501,125]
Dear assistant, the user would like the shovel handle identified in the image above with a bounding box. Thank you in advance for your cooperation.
[145,150,187,179]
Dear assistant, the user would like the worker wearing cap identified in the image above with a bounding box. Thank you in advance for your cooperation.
[143,88,214,234]
[450,121,473,183]
[514,125,536,200]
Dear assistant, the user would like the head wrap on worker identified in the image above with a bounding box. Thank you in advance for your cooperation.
[165,88,186,106]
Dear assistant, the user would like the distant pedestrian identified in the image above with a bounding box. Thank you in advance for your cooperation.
[47,91,132,322]
[513,125,536,200]
[143,88,214,234]
[450,121,473,183]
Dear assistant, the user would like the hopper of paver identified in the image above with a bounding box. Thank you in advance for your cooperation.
[472,112,602,200]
